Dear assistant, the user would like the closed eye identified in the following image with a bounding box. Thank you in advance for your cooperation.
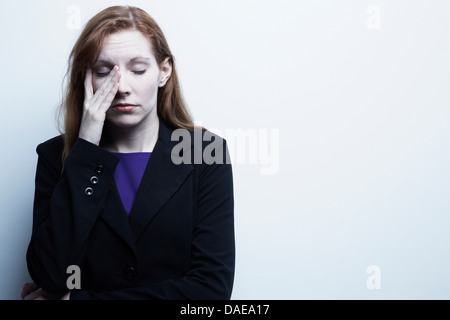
[94,67,113,78]
[133,70,147,75]
[95,71,111,77]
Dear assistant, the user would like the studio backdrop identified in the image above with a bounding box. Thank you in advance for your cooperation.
[0,0,449,299]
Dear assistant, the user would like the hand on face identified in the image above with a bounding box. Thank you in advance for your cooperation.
[78,66,121,145]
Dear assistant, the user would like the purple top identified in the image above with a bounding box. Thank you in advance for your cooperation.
[113,152,151,215]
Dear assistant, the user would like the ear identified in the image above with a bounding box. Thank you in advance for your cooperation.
[158,57,172,87]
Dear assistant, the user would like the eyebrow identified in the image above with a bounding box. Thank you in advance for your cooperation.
[94,57,151,66]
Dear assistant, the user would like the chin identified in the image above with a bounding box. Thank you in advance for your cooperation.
[106,115,144,129]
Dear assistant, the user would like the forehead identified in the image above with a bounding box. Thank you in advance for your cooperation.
[97,30,154,62]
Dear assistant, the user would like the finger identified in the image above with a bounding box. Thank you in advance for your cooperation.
[27,282,39,291]
[84,69,94,101]
[34,296,46,300]
[98,67,120,99]
[24,288,43,300]
[21,282,31,299]
[99,80,120,113]
[21,282,39,299]
[21,285,30,299]
[99,68,121,101]
[94,68,120,113]
[89,66,120,109]
[60,291,71,300]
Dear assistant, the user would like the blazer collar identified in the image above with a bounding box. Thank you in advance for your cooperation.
[100,120,194,250]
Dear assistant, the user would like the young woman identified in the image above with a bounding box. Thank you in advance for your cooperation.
[22,5,235,300]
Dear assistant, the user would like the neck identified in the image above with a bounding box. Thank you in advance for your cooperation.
[103,111,160,153]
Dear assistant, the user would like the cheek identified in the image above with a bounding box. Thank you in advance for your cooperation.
[133,74,159,98]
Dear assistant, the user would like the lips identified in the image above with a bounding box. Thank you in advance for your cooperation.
[112,103,137,112]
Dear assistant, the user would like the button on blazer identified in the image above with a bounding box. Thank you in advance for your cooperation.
[26,120,235,299]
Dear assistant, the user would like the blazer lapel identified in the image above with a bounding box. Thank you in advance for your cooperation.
[128,121,194,243]
[99,184,136,253]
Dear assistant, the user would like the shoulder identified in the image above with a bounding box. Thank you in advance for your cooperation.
[160,120,230,163]
[168,126,227,149]
[36,135,64,155]
[36,135,65,170]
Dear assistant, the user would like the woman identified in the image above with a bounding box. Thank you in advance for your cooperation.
[22,5,235,300]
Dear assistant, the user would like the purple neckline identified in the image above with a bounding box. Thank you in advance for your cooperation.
[113,152,152,215]
[113,152,152,155]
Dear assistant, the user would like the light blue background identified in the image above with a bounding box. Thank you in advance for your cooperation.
[0,0,449,299]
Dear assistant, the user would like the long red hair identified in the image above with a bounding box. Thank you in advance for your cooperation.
[59,5,194,162]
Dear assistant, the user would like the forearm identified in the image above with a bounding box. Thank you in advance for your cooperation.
[27,138,119,293]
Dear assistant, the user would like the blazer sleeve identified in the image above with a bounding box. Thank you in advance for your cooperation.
[70,140,236,300]
[26,137,119,294]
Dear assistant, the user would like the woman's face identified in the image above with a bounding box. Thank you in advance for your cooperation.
[91,29,171,129]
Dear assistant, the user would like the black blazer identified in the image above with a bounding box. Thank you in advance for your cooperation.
[26,120,235,299]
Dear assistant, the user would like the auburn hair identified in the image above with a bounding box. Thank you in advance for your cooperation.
[59,5,194,162]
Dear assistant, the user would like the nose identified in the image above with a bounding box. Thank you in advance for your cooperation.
[116,70,131,96]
